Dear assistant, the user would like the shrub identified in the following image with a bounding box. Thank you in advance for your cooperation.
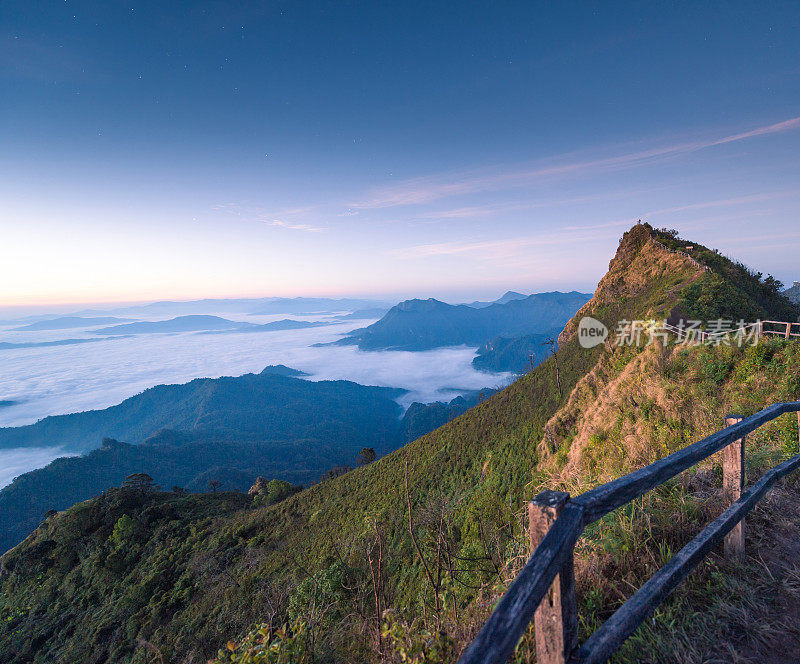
[210,621,311,664]
[109,514,137,548]
[381,611,457,664]
[252,480,297,507]
[288,561,348,628]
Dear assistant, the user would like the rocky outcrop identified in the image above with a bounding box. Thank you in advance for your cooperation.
[558,222,705,345]
[248,476,268,496]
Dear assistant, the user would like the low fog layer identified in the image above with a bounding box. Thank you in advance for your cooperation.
[0,311,512,428]
[0,448,79,488]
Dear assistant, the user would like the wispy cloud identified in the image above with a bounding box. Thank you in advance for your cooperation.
[263,219,324,232]
[352,117,800,210]
[716,230,800,246]
[390,226,629,260]
[644,191,797,218]
[416,188,662,222]
[390,189,799,260]
[211,202,325,232]
[417,203,538,220]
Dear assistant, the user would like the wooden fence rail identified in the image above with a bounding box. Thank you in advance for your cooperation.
[457,401,800,664]
[761,320,800,340]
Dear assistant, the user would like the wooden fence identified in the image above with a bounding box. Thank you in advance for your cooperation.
[647,320,797,345]
[457,401,800,664]
[761,320,800,340]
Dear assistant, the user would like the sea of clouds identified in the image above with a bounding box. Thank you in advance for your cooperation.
[0,310,512,487]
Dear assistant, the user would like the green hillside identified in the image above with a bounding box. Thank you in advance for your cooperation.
[1,223,798,664]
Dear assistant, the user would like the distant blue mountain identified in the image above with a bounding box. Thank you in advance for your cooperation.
[332,291,592,351]
[333,307,390,320]
[0,369,407,455]
[465,290,529,308]
[94,315,243,335]
[259,364,310,377]
[246,297,392,315]
[0,337,130,350]
[206,319,331,334]
[11,316,135,331]
[94,315,333,335]
[472,333,554,374]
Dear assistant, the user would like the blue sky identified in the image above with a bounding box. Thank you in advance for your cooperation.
[2,1,799,306]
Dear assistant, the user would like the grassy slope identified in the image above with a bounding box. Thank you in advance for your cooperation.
[1,223,798,664]
[518,338,800,664]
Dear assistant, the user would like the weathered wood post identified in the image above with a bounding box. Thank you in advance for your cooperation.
[529,490,578,664]
[723,415,745,561]
[785,322,792,340]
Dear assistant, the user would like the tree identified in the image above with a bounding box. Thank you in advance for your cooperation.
[323,465,352,482]
[109,514,137,548]
[122,473,156,494]
[208,480,223,493]
[357,447,376,466]
[265,479,294,503]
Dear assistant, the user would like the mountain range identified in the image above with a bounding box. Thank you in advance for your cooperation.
[0,337,128,351]
[93,315,329,335]
[0,366,404,452]
[0,297,392,325]
[9,316,135,331]
[463,289,528,308]
[329,291,591,351]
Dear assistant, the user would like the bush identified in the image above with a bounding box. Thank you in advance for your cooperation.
[288,561,349,628]
[381,611,457,664]
[210,621,311,664]
[109,514,137,548]
[252,479,297,507]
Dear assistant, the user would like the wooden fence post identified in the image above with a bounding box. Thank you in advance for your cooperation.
[723,416,745,562]
[529,490,578,664]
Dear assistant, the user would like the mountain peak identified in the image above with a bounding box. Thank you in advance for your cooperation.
[558,222,704,344]
[395,298,449,311]
[259,365,309,377]
[496,291,527,304]
[559,222,799,345]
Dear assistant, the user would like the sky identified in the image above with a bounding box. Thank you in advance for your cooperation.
[2,1,799,307]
